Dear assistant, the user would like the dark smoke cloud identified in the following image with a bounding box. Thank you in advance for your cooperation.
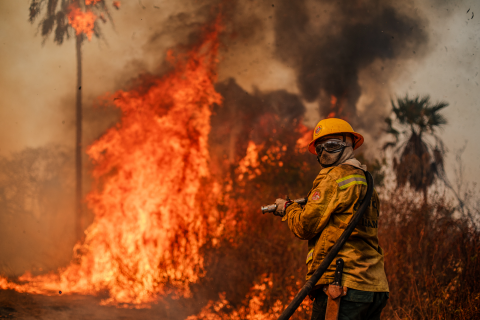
[272,0,429,128]
[141,0,431,136]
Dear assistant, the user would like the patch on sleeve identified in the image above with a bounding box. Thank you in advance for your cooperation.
[311,191,320,201]
[306,248,314,264]
[335,174,367,190]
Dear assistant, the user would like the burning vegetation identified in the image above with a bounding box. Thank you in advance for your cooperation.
[67,5,96,40]
[1,1,480,319]
[1,16,224,306]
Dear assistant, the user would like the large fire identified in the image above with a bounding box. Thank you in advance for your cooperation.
[0,18,224,307]
[0,12,315,317]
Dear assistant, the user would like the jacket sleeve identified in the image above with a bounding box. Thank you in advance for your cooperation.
[282,175,338,240]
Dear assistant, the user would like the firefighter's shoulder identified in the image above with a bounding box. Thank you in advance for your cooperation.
[327,164,367,190]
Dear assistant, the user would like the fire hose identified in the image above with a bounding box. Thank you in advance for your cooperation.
[261,170,374,320]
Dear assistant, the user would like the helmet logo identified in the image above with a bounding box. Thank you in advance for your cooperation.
[311,191,320,201]
[315,126,322,135]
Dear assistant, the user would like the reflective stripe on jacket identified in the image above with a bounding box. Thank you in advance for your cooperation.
[283,163,389,292]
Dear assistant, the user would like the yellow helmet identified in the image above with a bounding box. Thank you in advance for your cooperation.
[308,118,364,155]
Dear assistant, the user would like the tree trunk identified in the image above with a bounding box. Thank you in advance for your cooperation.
[75,34,83,240]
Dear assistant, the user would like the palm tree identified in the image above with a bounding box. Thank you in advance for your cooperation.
[384,95,448,203]
[28,0,119,239]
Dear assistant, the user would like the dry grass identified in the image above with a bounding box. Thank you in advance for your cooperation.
[380,191,480,319]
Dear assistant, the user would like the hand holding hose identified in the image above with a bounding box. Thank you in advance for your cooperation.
[274,198,287,217]
[261,197,308,215]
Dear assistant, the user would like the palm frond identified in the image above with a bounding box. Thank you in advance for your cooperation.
[97,0,115,27]
[31,0,116,45]
[29,0,44,23]
[384,117,400,141]
[386,127,400,137]
[41,15,55,37]
[47,0,58,16]
[54,11,68,44]
[418,95,430,108]
[93,21,102,39]
[425,101,448,132]
[391,98,406,124]
[430,101,449,113]
[428,113,447,131]
[382,141,397,150]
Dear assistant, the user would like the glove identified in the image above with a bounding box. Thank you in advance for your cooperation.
[274,198,287,217]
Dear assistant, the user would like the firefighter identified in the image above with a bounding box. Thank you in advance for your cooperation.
[275,118,389,320]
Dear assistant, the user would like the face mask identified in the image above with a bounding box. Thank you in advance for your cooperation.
[315,135,352,168]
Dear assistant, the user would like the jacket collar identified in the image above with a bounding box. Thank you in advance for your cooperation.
[341,158,367,171]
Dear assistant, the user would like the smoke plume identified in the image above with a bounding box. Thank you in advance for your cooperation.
[144,0,430,134]
[272,0,429,129]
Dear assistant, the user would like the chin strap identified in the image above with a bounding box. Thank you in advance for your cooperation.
[316,133,346,168]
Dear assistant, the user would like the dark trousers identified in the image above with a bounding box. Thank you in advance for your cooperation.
[310,288,389,320]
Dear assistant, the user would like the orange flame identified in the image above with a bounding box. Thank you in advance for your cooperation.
[236,141,261,181]
[327,95,338,118]
[86,0,102,5]
[67,5,97,40]
[187,274,312,320]
[330,95,338,106]
[295,123,312,152]
[0,18,224,306]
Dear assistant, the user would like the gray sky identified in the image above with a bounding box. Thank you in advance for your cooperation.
[392,0,480,189]
[0,0,479,186]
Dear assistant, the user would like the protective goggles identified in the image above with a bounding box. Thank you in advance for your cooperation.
[315,139,348,154]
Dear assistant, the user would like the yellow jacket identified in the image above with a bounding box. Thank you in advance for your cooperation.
[283,163,389,292]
